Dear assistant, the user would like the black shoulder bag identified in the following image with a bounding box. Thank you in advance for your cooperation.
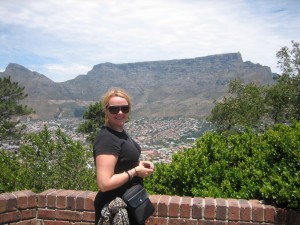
[122,184,155,224]
[122,131,155,224]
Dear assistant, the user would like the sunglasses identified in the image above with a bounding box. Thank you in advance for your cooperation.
[107,105,130,114]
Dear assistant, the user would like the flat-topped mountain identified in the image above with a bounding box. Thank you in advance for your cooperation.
[0,53,277,120]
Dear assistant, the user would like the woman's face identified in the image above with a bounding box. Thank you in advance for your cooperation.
[106,96,130,129]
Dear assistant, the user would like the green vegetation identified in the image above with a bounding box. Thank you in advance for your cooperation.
[77,101,105,143]
[208,41,300,132]
[208,79,266,131]
[0,76,33,145]
[145,121,300,208]
[0,126,97,193]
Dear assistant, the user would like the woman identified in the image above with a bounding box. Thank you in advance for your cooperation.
[93,88,155,225]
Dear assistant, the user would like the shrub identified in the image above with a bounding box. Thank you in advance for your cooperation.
[145,121,300,208]
[1,126,97,193]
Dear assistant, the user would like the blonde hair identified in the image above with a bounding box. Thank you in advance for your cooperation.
[102,88,131,123]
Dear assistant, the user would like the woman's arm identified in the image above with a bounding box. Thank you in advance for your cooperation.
[96,155,155,192]
[95,154,130,192]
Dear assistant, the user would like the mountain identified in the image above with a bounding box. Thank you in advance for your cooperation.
[0,53,277,120]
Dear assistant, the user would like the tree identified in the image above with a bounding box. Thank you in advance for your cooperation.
[209,41,300,130]
[1,125,97,193]
[0,76,33,145]
[276,40,300,77]
[77,101,105,143]
[207,97,238,131]
[0,149,20,193]
[265,74,295,123]
[208,79,266,131]
[276,40,300,120]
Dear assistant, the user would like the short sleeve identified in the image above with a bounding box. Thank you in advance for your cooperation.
[93,126,141,173]
[93,132,122,157]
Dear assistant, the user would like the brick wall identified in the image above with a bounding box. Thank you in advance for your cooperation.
[0,189,299,225]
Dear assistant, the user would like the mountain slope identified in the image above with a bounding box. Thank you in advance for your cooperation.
[0,53,276,120]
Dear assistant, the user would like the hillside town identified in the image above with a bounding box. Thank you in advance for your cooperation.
[22,117,214,164]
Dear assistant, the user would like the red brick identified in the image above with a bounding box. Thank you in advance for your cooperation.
[216,221,228,225]
[43,220,55,225]
[169,196,180,217]
[198,220,205,225]
[74,223,94,225]
[264,204,276,222]
[44,220,71,225]
[204,197,215,220]
[14,219,38,225]
[66,191,77,210]
[169,218,198,224]
[20,208,36,219]
[228,198,239,221]
[216,198,227,220]
[37,194,46,208]
[37,189,56,208]
[158,195,170,217]
[13,191,28,209]
[47,190,63,209]
[150,195,160,216]
[2,193,17,211]
[239,199,251,221]
[228,222,240,225]
[76,191,89,211]
[55,209,82,221]
[22,190,36,208]
[146,216,167,225]
[37,208,56,219]
[0,211,21,223]
[180,196,192,218]
[57,190,71,209]
[85,192,96,211]
[0,212,9,224]
[0,194,7,213]
[82,211,95,222]
[192,197,203,219]
[32,220,44,225]
[203,220,216,225]
[249,200,263,222]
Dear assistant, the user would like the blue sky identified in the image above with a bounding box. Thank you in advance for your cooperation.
[0,0,299,82]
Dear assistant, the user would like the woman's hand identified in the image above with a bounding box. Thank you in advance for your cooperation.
[135,161,155,178]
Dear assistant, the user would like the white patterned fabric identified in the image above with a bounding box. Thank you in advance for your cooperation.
[98,197,129,225]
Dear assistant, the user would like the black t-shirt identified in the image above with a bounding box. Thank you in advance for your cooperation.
[93,126,141,174]
[93,126,143,218]
[93,126,144,224]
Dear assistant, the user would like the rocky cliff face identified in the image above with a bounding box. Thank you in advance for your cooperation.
[0,53,276,120]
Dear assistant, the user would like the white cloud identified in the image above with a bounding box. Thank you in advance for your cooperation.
[39,64,92,82]
[0,0,299,81]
